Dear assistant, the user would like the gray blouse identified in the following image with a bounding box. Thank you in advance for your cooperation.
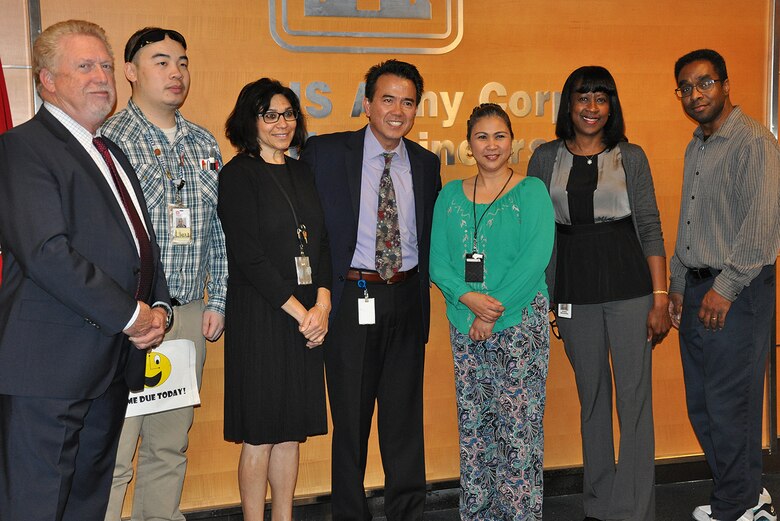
[550,142,631,225]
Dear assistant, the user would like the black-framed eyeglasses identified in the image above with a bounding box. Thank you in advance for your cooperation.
[124,28,187,63]
[258,109,298,124]
[674,78,723,99]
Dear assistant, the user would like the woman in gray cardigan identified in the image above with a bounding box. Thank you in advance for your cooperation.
[527,66,670,521]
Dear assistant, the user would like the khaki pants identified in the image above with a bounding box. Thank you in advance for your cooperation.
[104,300,207,521]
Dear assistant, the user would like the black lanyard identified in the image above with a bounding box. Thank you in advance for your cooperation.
[262,160,308,255]
[145,132,186,205]
[471,169,513,252]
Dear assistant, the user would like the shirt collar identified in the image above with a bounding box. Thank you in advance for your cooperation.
[693,105,743,142]
[44,101,100,146]
[126,98,188,141]
[363,126,407,164]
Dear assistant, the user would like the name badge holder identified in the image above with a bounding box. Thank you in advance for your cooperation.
[465,252,484,283]
[264,162,313,285]
[294,224,313,285]
[357,279,375,325]
[147,133,193,245]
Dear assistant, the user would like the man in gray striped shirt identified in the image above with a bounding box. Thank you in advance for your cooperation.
[669,49,780,521]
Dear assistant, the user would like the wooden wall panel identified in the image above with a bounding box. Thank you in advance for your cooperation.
[0,0,770,513]
[0,0,34,125]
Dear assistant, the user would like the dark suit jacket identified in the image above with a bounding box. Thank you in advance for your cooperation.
[301,126,441,341]
[0,107,169,399]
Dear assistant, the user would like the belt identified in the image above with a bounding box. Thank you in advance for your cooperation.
[346,267,418,284]
[688,267,714,280]
[170,298,184,306]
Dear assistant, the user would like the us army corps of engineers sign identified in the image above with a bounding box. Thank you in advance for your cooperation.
[269,0,464,54]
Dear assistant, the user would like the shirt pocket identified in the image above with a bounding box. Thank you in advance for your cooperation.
[136,163,165,211]
[199,168,219,207]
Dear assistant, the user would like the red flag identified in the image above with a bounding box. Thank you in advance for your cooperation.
[0,57,11,285]
[0,58,12,133]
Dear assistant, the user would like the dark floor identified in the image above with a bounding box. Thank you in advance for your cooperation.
[184,472,780,520]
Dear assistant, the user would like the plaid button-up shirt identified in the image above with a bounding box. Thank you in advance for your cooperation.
[102,100,227,314]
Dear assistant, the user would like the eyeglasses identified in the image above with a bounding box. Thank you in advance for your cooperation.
[258,109,298,124]
[674,78,723,99]
[124,28,187,62]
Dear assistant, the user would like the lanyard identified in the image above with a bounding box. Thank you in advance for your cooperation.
[262,160,308,255]
[471,169,513,252]
[145,132,186,204]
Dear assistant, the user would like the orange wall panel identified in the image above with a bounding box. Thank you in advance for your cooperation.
[0,0,770,513]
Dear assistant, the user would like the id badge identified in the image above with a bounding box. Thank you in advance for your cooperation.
[557,303,572,319]
[295,256,313,285]
[465,252,484,282]
[358,297,376,325]
[168,205,192,245]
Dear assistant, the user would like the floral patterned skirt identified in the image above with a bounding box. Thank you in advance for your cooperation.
[449,292,550,521]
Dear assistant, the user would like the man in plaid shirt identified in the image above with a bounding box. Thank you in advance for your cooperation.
[101,27,228,521]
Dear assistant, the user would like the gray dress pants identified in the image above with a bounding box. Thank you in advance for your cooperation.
[557,294,654,521]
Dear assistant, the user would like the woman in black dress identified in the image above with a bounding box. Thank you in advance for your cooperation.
[218,78,331,521]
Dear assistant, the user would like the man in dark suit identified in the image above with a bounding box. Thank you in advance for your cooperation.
[0,20,170,521]
[301,60,441,521]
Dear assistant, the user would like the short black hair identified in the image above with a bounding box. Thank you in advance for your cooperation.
[364,59,424,105]
[466,103,514,141]
[674,49,728,82]
[225,78,307,157]
[555,65,627,148]
[124,27,187,63]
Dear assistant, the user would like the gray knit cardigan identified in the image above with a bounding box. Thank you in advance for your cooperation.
[526,139,666,301]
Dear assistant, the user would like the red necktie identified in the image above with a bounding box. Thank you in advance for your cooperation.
[93,136,154,302]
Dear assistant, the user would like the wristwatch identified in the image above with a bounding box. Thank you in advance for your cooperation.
[152,301,174,331]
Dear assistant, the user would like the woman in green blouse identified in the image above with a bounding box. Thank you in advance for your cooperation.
[430,103,554,520]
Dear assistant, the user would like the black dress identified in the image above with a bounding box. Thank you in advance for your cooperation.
[217,153,331,444]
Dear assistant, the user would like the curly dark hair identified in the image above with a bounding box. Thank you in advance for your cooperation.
[225,78,307,157]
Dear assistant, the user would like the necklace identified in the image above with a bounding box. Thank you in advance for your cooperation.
[567,140,604,165]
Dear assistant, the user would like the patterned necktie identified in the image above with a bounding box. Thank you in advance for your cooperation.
[93,137,154,302]
[375,152,402,280]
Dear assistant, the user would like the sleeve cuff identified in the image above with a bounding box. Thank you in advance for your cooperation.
[124,302,141,331]
[204,295,226,315]
[642,239,666,258]
[669,277,686,295]
[712,275,742,302]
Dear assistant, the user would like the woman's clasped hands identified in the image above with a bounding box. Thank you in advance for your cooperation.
[299,304,329,348]
[460,291,505,342]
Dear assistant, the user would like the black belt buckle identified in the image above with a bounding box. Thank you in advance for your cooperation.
[688,267,713,280]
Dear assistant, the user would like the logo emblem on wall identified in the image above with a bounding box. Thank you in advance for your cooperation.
[269,0,463,54]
